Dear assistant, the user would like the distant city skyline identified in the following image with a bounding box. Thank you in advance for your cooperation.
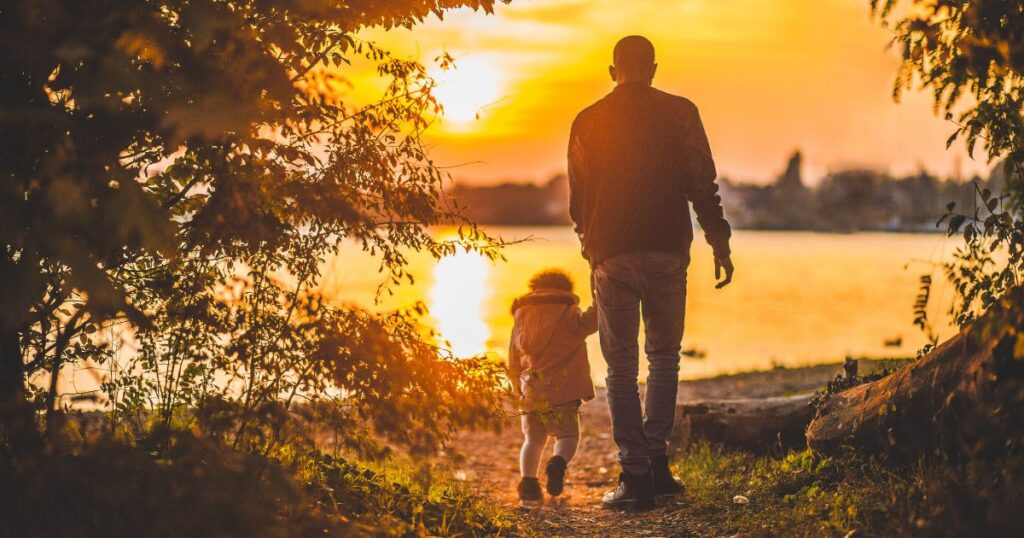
[450,152,995,232]
[354,0,989,185]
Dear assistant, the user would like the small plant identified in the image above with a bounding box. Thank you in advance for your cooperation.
[809,358,901,410]
[938,184,1024,327]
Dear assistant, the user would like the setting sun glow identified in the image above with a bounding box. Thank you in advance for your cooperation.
[358,0,985,183]
[429,248,491,357]
[428,57,502,126]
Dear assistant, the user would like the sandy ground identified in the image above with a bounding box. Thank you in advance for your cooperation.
[448,362,867,537]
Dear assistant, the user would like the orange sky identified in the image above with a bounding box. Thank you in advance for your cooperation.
[356,0,987,185]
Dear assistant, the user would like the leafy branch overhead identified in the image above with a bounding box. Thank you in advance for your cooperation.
[875,0,1024,195]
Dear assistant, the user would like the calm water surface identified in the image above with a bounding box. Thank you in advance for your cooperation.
[320,228,959,382]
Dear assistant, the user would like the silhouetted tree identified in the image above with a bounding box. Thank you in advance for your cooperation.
[0,0,509,449]
[816,170,896,232]
[452,174,572,225]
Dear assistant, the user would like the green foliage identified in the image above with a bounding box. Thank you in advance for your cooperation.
[98,251,507,455]
[1,432,339,537]
[0,429,512,537]
[0,2,520,534]
[303,453,513,536]
[674,442,1024,537]
[809,358,906,411]
[938,185,1024,327]
[873,1,1024,328]
[1,0,514,454]
[875,0,1024,191]
[913,274,936,339]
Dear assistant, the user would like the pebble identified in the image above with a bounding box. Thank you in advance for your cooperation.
[732,495,750,505]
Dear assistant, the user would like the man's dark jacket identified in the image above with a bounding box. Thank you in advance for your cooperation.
[568,82,731,265]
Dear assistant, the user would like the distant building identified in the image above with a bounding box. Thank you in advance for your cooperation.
[720,151,815,230]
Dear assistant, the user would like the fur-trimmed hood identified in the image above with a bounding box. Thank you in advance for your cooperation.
[510,289,579,314]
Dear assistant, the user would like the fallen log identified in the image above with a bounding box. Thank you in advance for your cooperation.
[673,393,815,452]
[806,288,1024,459]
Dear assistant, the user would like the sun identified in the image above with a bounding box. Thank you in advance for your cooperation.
[428,57,501,125]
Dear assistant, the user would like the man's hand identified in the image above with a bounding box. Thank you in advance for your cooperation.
[714,256,734,289]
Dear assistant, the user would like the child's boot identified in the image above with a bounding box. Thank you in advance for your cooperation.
[518,477,543,504]
[544,455,567,496]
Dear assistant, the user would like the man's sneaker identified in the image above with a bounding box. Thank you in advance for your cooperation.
[601,470,655,511]
[517,477,543,504]
[545,455,567,496]
[651,454,685,496]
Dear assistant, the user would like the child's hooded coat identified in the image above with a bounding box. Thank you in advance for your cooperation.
[508,288,597,407]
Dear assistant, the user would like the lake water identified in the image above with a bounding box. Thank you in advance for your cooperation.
[319,228,959,382]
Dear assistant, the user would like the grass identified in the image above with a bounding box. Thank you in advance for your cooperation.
[672,443,1023,537]
[301,452,516,536]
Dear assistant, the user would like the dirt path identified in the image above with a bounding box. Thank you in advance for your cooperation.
[450,364,851,537]
[453,389,702,537]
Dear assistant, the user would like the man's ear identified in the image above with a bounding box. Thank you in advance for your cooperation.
[608,65,617,83]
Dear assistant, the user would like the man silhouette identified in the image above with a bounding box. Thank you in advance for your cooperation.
[568,35,734,511]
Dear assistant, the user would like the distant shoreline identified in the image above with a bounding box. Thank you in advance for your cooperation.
[473,223,945,234]
[452,155,1002,234]
[583,358,914,393]
[671,357,910,400]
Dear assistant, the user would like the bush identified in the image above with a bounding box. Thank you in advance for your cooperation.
[0,429,512,538]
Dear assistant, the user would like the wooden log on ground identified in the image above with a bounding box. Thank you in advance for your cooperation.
[673,393,815,452]
[806,287,1024,459]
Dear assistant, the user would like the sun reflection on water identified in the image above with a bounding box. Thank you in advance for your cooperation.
[429,248,491,357]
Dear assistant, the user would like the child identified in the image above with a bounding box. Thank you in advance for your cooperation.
[508,268,598,504]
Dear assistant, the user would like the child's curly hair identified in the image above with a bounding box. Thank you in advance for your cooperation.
[529,268,574,292]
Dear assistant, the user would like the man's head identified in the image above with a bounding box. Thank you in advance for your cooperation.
[610,35,657,85]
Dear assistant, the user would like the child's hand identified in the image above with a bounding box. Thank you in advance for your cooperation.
[580,305,599,334]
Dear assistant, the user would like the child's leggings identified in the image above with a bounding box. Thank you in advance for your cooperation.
[519,401,581,478]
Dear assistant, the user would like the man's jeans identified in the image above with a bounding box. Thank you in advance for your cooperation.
[594,250,688,476]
